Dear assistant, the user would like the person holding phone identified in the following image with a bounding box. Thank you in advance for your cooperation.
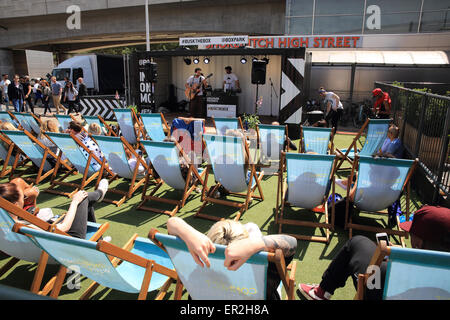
[298,205,450,300]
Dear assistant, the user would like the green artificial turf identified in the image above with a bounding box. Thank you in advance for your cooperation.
[0,132,424,300]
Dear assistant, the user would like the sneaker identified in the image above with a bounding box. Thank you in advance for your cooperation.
[298,283,331,300]
[97,179,109,202]
[103,236,112,243]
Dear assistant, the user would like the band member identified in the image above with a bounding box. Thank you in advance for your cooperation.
[223,66,240,92]
[185,68,208,118]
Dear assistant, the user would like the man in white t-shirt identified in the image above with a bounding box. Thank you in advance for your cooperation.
[223,66,240,92]
[0,74,11,107]
[319,87,344,134]
[185,68,208,117]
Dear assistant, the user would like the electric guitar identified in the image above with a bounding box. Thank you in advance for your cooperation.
[185,73,213,100]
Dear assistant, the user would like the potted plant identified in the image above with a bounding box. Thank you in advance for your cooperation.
[241,113,260,131]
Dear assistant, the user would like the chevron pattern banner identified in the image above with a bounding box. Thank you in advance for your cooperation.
[279,53,306,125]
[79,96,126,121]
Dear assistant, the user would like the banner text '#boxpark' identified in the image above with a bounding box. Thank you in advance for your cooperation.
[204,36,362,49]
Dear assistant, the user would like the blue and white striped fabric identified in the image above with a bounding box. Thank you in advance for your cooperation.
[141,114,166,142]
[214,118,240,135]
[258,124,285,162]
[21,227,173,294]
[302,127,332,154]
[2,130,52,172]
[93,135,135,180]
[204,134,248,193]
[55,115,72,132]
[383,247,450,300]
[141,140,186,190]
[285,153,335,209]
[45,132,97,175]
[353,156,413,212]
[114,109,137,144]
[156,232,269,300]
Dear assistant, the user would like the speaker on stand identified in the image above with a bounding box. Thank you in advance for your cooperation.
[251,60,267,114]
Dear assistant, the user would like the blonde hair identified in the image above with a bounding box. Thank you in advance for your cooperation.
[0,122,18,131]
[224,129,244,139]
[88,123,102,135]
[46,119,60,133]
[206,220,249,245]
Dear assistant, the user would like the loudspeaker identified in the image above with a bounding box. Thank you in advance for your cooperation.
[251,60,266,85]
[144,62,157,83]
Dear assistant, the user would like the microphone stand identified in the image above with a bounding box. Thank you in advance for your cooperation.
[269,77,278,117]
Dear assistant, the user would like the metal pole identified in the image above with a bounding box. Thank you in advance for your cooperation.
[145,0,150,52]
[433,104,450,204]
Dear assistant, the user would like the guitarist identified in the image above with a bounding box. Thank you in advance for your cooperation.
[185,68,208,118]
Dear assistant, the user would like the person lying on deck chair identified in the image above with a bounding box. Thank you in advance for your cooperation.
[0,177,110,240]
[298,205,450,300]
[167,217,297,300]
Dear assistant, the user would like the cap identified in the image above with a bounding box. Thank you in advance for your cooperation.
[318,88,326,94]
[399,205,450,243]
[372,88,382,97]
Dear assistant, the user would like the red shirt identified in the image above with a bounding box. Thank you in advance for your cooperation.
[374,92,391,113]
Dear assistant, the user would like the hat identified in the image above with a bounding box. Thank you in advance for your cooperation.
[372,88,382,97]
[399,205,450,243]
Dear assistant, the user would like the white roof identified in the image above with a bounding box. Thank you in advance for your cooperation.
[311,51,449,65]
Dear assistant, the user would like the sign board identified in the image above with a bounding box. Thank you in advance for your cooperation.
[201,35,362,49]
[207,104,237,118]
[137,58,155,112]
[180,35,249,46]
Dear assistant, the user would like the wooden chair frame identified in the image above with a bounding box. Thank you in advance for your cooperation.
[275,152,337,243]
[138,140,207,217]
[45,133,115,198]
[196,137,265,222]
[0,197,108,296]
[148,229,297,300]
[211,116,244,135]
[299,125,335,154]
[0,132,31,178]
[344,155,418,246]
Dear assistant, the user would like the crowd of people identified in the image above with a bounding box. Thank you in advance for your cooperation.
[0,74,88,115]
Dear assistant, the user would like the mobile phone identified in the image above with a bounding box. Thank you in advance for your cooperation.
[376,232,389,245]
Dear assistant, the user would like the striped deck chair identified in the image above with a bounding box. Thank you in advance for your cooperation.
[335,119,391,170]
[196,134,264,222]
[345,155,417,244]
[257,124,288,174]
[276,153,337,243]
[15,226,177,300]
[300,126,334,155]
[22,113,42,135]
[83,115,116,136]
[0,197,108,295]
[114,109,144,145]
[44,132,114,198]
[138,140,206,216]
[212,117,244,135]
[2,130,66,185]
[356,241,450,300]
[148,229,297,300]
[140,113,170,142]
[93,135,149,206]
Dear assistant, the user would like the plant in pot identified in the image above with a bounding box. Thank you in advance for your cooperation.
[241,113,260,131]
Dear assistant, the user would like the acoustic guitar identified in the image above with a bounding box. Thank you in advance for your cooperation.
[185,73,213,100]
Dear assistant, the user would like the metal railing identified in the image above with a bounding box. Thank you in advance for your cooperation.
[375,82,450,205]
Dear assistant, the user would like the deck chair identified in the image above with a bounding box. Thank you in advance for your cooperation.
[0,111,17,127]
[148,229,297,300]
[0,131,22,178]
[276,153,337,243]
[196,134,264,222]
[212,117,244,135]
[345,156,417,244]
[335,119,391,170]
[15,225,177,300]
[8,112,34,133]
[0,197,108,295]
[140,113,170,142]
[22,113,42,135]
[54,114,73,132]
[44,132,114,198]
[300,126,334,155]
[114,109,144,145]
[93,135,149,207]
[83,115,116,136]
[356,241,450,300]
[2,130,71,185]
[138,140,206,216]
[257,124,288,174]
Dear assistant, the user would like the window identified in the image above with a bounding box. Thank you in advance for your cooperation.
[288,17,313,34]
[315,0,364,15]
[364,12,420,34]
[420,10,450,32]
[287,0,315,17]
[314,15,364,34]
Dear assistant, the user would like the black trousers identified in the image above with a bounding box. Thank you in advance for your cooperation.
[24,96,35,113]
[325,109,343,132]
[67,100,78,114]
[319,235,386,300]
[67,190,101,239]
[43,97,51,114]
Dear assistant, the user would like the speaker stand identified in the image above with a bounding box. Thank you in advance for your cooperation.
[254,83,259,115]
